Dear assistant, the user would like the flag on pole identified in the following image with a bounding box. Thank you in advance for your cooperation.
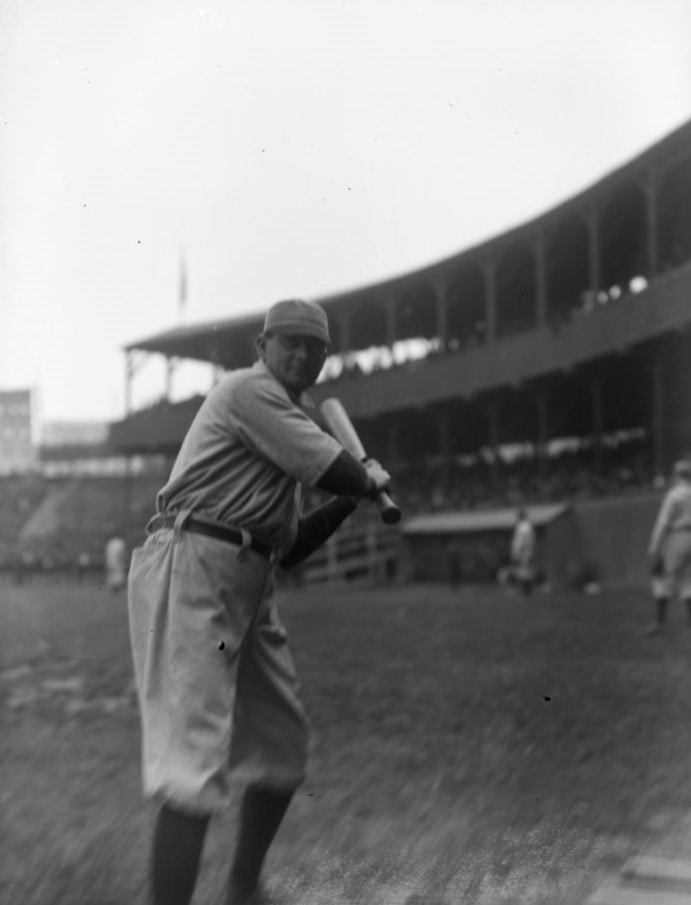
[179,253,187,321]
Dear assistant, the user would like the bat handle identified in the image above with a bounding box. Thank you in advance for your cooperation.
[375,490,402,525]
[360,454,402,524]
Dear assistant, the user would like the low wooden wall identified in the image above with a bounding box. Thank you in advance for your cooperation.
[571,491,662,589]
[398,491,664,590]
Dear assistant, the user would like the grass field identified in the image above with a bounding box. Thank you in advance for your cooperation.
[3,579,691,905]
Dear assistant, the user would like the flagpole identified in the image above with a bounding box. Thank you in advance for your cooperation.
[178,251,187,323]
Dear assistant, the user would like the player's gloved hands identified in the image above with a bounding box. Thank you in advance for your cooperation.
[363,458,391,498]
[649,553,664,578]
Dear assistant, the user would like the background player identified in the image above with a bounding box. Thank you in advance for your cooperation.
[510,508,536,595]
[127,298,393,905]
[104,532,128,592]
[646,459,691,634]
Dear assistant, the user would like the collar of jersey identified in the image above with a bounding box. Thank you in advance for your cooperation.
[253,359,315,408]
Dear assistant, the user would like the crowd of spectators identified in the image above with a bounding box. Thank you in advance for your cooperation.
[0,473,50,561]
[0,472,163,580]
[0,432,660,581]
[394,434,654,517]
[318,247,691,389]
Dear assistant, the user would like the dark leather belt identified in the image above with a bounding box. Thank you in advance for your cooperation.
[148,514,273,559]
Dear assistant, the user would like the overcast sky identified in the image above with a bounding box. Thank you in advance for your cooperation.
[1,0,690,424]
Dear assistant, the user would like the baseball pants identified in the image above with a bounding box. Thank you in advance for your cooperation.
[127,517,311,815]
[651,532,691,600]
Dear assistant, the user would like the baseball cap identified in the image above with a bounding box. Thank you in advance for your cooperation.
[263,299,331,346]
[674,459,691,479]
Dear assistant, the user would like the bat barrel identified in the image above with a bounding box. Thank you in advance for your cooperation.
[320,397,403,526]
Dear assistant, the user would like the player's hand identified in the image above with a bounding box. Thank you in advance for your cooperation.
[364,458,391,498]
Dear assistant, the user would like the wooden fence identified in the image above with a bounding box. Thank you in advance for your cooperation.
[295,522,401,587]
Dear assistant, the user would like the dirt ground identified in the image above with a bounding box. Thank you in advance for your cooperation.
[3,580,691,904]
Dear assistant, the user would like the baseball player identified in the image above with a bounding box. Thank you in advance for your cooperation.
[127,299,392,905]
[646,459,691,634]
[104,533,128,592]
[509,508,536,595]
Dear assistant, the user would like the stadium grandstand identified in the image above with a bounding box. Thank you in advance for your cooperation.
[4,119,691,586]
[0,389,36,474]
[0,412,167,580]
[112,119,691,475]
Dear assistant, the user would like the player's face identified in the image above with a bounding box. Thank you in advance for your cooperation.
[258,332,328,396]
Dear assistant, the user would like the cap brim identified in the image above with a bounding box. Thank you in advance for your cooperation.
[265,323,331,346]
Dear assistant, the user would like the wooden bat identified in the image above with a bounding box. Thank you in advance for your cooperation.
[320,397,402,525]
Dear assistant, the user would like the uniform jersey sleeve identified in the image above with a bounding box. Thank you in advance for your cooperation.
[230,374,343,487]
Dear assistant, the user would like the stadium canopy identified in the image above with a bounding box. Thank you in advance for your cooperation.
[113,118,691,474]
[124,311,263,370]
[124,267,438,366]
[125,118,691,366]
[401,503,569,535]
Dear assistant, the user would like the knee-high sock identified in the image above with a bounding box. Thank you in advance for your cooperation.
[152,803,210,905]
[229,785,294,894]
[656,597,669,625]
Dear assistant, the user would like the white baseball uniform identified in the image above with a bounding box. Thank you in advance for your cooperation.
[511,517,536,582]
[128,360,343,814]
[649,479,691,600]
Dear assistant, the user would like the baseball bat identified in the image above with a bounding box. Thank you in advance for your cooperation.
[320,397,402,525]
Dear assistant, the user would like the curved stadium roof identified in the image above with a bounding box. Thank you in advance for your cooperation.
[125,118,691,367]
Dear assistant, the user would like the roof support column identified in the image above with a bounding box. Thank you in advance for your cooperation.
[591,379,603,476]
[209,340,221,366]
[338,311,351,355]
[123,452,133,525]
[433,277,448,351]
[385,296,397,349]
[125,351,134,416]
[651,361,664,477]
[124,349,152,418]
[124,350,147,416]
[537,390,549,478]
[483,258,497,344]
[209,341,224,387]
[533,231,547,328]
[438,409,451,493]
[586,202,601,296]
[644,166,659,280]
[165,358,177,402]
[487,400,500,489]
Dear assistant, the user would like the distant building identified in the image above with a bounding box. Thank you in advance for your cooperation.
[0,388,36,474]
[40,420,109,446]
[39,419,126,476]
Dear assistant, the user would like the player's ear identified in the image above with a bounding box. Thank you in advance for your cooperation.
[255,333,267,360]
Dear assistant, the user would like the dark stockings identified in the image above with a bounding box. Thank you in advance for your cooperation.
[227,785,294,899]
[151,803,210,905]
[149,786,294,905]
[655,597,669,626]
